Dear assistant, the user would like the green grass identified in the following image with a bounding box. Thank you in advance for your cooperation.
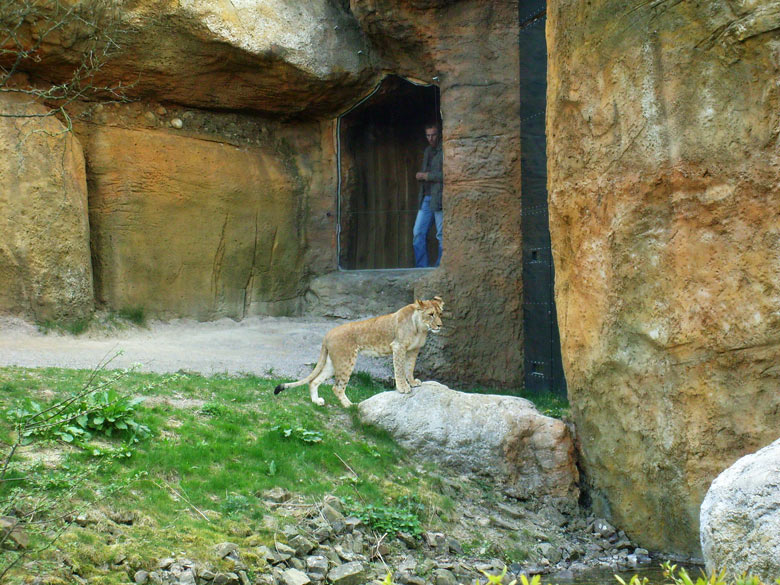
[0,367,437,584]
[115,306,146,326]
[0,366,570,584]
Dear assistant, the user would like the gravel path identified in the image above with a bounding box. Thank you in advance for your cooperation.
[0,315,393,381]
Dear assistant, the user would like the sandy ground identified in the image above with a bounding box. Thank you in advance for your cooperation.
[0,315,393,381]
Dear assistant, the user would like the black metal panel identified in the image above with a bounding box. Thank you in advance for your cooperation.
[519,3,567,396]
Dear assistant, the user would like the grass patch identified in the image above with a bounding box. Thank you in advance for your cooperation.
[36,316,91,336]
[114,306,146,326]
[0,366,446,584]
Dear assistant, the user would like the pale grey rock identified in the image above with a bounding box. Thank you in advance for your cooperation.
[305,271,418,319]
[281,568,311,585]
[264,487,291,503]
[305,555,329,580]
[321,503,343,524]
[288,534,316,556]
[215,542,239,559]
[700,437,780,581]
[358,382,578,500]
[328,561,366,585]
[0,517,28,550]
[433,568,457,585]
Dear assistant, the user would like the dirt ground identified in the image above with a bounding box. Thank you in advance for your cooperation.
[0,315,393,381]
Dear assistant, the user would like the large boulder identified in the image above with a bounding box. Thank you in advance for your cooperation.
[86,124,308,319]
[700,438,780,581]
[358,382,579,502]
[14,0,377,116]
[547,0,780,554]
[0,94,93,321]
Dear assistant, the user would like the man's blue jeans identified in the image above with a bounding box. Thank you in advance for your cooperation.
[413,196,443,268]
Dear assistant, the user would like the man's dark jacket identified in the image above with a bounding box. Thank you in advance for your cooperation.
[418,144,443,211]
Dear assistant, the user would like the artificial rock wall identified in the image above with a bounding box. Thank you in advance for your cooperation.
[0,95,93,321]
[351,0,525,386]
[2,0,525,388]
[547,0,780,555]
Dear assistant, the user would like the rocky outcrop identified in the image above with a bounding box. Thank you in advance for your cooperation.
[358,382,579,502]
[547,0,780,554]
[84,121,308,320]
[19,0,377,116]
[700,438,780,581]
[0,94,93,321]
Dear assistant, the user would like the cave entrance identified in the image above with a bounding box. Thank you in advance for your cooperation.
[338,76,442,270]
[520,3,567,395]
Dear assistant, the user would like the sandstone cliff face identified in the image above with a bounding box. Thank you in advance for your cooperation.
[547,0,780,554]
[0,94,93,321]
[82,117,309,319]
[351,0,524,387]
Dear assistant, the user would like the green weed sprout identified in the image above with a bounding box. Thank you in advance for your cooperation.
[478,566,518,585]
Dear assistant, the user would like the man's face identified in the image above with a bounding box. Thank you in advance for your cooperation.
[425,127,439,147]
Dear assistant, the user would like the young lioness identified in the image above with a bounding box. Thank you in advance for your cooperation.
[274,297,444,407]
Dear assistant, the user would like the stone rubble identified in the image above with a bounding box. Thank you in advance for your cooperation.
[125,487,663,585]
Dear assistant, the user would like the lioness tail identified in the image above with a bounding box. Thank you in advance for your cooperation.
[273,344,327,395]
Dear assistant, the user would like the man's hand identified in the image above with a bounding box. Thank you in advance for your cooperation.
[416,172,429,181]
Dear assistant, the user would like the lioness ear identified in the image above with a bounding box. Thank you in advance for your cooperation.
[433,296,444,310]
[414,298,424,309]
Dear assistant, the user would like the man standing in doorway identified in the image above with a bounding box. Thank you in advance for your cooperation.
[413,122,443,267]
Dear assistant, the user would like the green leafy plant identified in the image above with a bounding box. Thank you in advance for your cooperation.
[341,495,423,539]
[220,493,251,517]
[6,389,150,448]
[273,425,323,444]
[199,402,227,417]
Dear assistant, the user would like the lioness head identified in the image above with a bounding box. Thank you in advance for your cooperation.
[415,296,444,333]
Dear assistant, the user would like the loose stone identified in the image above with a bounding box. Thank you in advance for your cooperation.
[215,542,240,560]
[433,568,458,585]
[288,534,316,556]
[264,487,291,504]
[282,567,311,585]
[328,561,366,585]
[306,555,329,580]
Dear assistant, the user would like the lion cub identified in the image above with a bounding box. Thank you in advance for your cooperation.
[274,297,444,407]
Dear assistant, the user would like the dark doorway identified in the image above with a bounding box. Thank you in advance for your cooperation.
[519,3,567,395]
[338,76,441,270]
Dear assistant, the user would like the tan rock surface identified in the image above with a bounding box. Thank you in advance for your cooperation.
[547,0,780,554]
[86,124,307,319]
[12,0,377,116]
[0,95,93,321]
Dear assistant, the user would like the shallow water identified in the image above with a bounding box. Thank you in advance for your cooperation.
[547,561,705,585]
